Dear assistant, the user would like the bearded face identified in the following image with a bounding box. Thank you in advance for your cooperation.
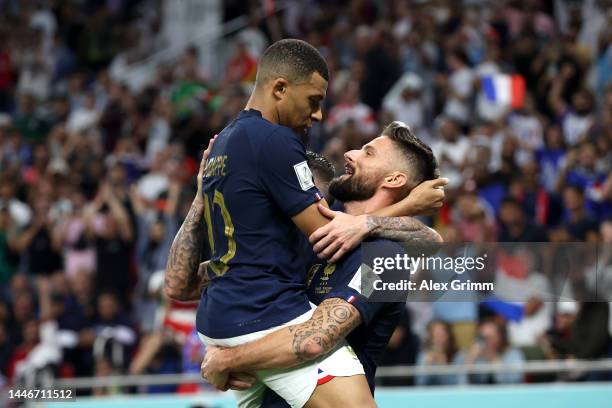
[328,162,383,202]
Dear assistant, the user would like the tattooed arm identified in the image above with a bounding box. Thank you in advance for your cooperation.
[200,298,361,381]
[164,136,217,302]
[164,199,209,301]
[366,215,442,243]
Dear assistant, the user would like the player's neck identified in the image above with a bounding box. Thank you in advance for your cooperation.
[344,194,393,216]
[245,92,279,125]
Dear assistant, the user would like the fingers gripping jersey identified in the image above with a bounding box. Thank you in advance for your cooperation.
[196,109,323,339]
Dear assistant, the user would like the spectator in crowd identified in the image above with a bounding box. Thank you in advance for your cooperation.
[441,49,474,126]
[549,301,611,381]
[453,194,497,243]
[536,124,567,193]
[85,180,134,306]
[538,301,578,361]
[569,302,610,362]
[0,203,18,288]
[223,41,257,86]
[92,292,137,373]
[558,185,600,241]
[509,160,562,226]
[507,93,544,165]
[325,80,377,138]
[505,255,553,355]
[378,309,420,387]
[550,87,595,147]
[497,197,548,242]
[430,226,478,351]
[457,319,525,384]
[416,320,460,386]
[382,73,427,139]
[430,116,469,189]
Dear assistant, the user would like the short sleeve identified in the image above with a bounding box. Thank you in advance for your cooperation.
[258,127,323,216]
[322,250,384,328]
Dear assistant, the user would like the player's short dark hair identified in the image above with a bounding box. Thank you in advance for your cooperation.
[256,39,329,86]
[381,121,439,188]
[306,151,335,183]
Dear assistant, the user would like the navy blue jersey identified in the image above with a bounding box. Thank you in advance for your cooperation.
[262,238,404,407]
[196,109,323,339]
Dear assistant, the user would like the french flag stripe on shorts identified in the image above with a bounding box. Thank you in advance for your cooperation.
[317,368,335,385]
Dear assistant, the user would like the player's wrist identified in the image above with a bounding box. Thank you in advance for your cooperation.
[218,348,235,372]
[402,195,420,216]
[364,215,381,236]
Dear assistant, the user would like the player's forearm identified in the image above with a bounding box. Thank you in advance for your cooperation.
[164,199,206,301]
[223,326,302,371]
[225,298,362,371]
[366,216,443,243]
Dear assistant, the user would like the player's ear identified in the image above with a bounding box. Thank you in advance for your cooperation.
[384,172,408,190]
[272,78,289,101]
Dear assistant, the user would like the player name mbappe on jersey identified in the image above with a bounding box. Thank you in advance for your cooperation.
[204,155,228,178]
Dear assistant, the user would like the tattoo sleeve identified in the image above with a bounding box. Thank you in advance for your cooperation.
[164,200,208,301]
[288,298,362,363]
[366,215,442,243]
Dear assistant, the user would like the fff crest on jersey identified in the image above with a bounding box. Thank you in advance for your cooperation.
[320,263,336,281]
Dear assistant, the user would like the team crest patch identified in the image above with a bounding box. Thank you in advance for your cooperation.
[320,263,336,281]
[294,161,315,191]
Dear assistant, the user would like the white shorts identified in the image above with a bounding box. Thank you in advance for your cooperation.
[198,306,364,408]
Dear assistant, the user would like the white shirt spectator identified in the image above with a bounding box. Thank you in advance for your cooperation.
[145,117,171,163]
[17,63,51,101]
[137,172,168,202]
[237,26,268,58]
[66,106,98,135]
[508,112,543,165]
[508,113,543,151]
[562,112,594,146]
[444,67,474,124]
[507,273,553,347]
[430,136,470,188]
[471,130,506,172]
[30,8,57,53]
[383,73,426,136]
[8,198,32,229]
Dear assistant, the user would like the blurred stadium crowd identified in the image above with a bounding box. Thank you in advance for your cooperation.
[0,0,611,395]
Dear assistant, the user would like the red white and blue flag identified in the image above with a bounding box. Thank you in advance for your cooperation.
[482,74,526,109]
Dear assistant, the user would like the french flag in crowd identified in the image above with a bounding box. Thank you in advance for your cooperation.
[482,74,526,109]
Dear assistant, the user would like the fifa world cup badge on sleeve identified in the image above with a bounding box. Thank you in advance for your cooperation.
[294,161,315,190]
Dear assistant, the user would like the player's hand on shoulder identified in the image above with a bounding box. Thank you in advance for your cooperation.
[405,177,448,215]
[196,135,218,202]
[309,204,368,263]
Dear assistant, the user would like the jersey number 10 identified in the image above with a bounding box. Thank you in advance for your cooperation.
[202,190,236,276]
